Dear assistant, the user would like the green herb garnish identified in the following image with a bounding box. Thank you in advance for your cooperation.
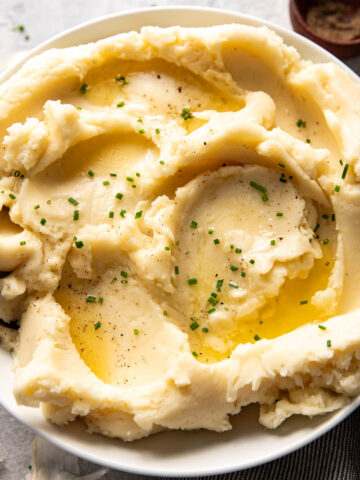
[68,197,79,206]
[181,108,192,120]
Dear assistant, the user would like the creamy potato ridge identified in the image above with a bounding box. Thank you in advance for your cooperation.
[0,25,359,441]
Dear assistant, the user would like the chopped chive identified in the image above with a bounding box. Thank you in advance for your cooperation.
[276,212,283,217]
[216,279,224,289]
[323,239,329,245]
[207,308,216,314]
[192,351,198,357]
[86,296,96,303]
[120,210,126,217]
[341,163,349,179]
[208,296,218,305]
[278,163,285,168]
[68,197,79,206]
[235,248,242,253]
[138,129,145,134]
[164,246,170,251]
[190,321,199,330]
[334,185,340,192]
[325,261,330,266]
[250,181,266,194]
[115,75,127,84]
[230,244,234,249]
[163,310,168,316]
[322,214,329,220]
[241,271,246,277]
[279,177,287,183]
[253,334,261,341]
[79,83,88,94]
[103,181,110,186]
[230,265,238,271]
[34,204,40,210]
[47,200,51,205]
[87,170,94,177]
[327,339,332,348]
[155,128,160,134]
[137,119,142,123]
[136,172,141,177]
[249,259,255,264]
[190,220,198,229]
[134,328,139,335]
[175,265,179,275]
[296,118,306,128]
[110,173,117,177]
[229,281,238,288]
[135,210,143,219]
[73,210,79,221]
[211,292,217,298]
[40,218,47,225]
[20,241,26,246]
[314,223,320,233]
[300,300,308,305]
[9,193,16,200]
[109,211,114,218]
[208,228,214,235]
[270,239,276,246]
[75,240,84,249]
[185,250,190,255]
[117,101,125,108]
[318,325,326,330]
[213,238,220,245]
[159,160,165,165]
[121,280,128,284]
[339,159,343,166]
[126,176,134,182]
[306,138,311,143]
[202,327,209,333]
[181,108,192,120]
[111,277,117,284]
[115,192,123,200]
[262,193,268,202]
[94,321,101,330]
[14,170,20,177]
[120,271,128,278]
[187,277,197,285]
[98,297,103,304]
[331,214,335,221]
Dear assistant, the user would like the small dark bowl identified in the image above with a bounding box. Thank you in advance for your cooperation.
[290,0,360,59]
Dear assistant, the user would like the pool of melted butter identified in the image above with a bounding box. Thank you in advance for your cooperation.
[189,246,333,363]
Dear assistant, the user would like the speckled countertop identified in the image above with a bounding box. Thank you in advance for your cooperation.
[0,1,359,479]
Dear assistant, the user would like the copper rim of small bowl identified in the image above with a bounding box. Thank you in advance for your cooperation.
[290,0,360,58]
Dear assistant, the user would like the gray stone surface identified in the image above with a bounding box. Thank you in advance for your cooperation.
[0,1,359,479]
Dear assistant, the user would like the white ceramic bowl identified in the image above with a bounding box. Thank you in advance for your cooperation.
[0,6,359,478]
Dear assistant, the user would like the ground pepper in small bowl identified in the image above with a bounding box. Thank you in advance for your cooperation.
[307,1,360,42]
[290,0,360,58]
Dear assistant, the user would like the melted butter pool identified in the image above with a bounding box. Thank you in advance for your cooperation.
[189,246,333,364]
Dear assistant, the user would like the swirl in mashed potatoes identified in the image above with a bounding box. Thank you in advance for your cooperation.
[0,24,359,440]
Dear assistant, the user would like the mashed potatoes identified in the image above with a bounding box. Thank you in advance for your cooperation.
[0,24,359,441]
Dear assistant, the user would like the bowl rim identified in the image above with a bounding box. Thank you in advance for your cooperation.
[290,0,360,47]
[1,5,359,477]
